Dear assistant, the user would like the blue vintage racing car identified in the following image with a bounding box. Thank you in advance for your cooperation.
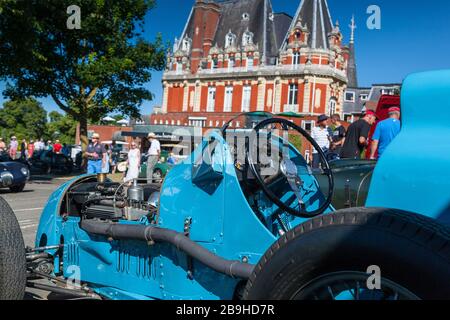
[1,70,450,300]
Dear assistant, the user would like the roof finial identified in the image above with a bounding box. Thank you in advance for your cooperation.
[349,15,356,44]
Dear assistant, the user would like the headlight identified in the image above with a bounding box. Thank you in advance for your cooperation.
[0,172,14,186]
[21,167,29,177]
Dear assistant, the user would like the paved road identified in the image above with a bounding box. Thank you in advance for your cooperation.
[1,176,75,300]
[1,176,70,247]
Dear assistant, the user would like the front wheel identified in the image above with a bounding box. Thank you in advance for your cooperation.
[244,208,450,300]
[0,196,26,300]
[10,184,25,193]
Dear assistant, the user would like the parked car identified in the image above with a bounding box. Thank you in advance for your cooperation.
[139,151,173,182]
[28,150,74,175]
[0,152,30,192]
[314,159,376,209]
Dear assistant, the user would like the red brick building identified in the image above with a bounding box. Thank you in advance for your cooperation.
[151,0,357,154]
[76,124,133,145]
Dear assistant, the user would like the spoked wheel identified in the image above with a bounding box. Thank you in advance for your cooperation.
[291,271,419,300]
[244,208,450,300]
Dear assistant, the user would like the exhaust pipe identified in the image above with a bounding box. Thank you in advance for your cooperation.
[80,219,254,279]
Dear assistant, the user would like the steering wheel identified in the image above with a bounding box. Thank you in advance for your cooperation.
[247,118,334,219]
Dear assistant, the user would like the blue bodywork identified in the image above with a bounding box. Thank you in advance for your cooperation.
[35,130,328,300]
[366,70,450,225]
[34,69,449,300]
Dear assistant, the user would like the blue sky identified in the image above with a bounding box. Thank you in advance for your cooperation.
[1,0,450,115]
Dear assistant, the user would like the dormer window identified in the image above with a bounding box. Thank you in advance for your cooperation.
[182,37,191,52]
[225,31,236,48]
[211,58,219,69]
[242,29,254,46]
[242,13,250,21]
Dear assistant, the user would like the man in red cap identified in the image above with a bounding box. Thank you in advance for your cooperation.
[370,106,401,160]
[340,110,378,159]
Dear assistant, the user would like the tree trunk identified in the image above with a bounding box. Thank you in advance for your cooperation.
[79,115,89,170]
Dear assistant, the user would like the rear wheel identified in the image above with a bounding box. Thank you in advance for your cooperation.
[0,196,26,300]
[244,208,450,300]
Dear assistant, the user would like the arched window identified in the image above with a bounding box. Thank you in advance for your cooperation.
[182,37,191,52]
[242,30,254,46]
[225,31,236,48]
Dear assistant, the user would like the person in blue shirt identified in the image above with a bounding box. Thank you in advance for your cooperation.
[86,133,107,174]
[370,107,401,159]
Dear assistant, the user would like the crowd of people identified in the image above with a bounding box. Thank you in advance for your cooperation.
[87,132,163,186]
[0,136,70,160]
[311,107,402,168]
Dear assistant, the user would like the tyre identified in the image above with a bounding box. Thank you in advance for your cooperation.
[244,208,450,300]
[9,184,25,193]
[0,196,26,300]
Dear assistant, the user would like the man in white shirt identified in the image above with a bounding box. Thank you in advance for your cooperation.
[147,132,161,183]
[34,139,41,152]
[311,114,331,169]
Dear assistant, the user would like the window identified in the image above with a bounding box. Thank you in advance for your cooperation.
[189,118,206,128]
[207,87,216,112]
[228,57,235,70]
[345,91,355,102]
[211,58,218,69]
[302,120,315,132]
[242,30,254,46]
[176,62,183,74]
[360,94,368,101]
[293,52,300,66]
[224,86,233,112]
[182,37,191,52]
[242,86,252,112]
[329,98,337,116]
[242,13,250,21]
[288,84,298,106]
[225,32,236,48]
[247,58,254,69]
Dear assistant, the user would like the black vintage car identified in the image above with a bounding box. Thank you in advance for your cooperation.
[0,152,30,192]
[314,159,376,209]
[28,150,74,175]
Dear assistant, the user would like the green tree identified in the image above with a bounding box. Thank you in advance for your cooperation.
[0,0,166,152]
[0,98,47,141]
[47,111,78,145]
